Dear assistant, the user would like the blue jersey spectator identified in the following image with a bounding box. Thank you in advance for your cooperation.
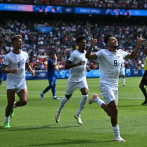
[0,60,3,86]
[40,51,60,100]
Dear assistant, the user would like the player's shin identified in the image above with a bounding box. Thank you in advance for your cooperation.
[76,95,88,116]
[57,96,68,113]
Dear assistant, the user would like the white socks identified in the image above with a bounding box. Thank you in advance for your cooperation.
[95,97,104,107]
[57,96,68,113]
[123,79,125,85]
[5,116,10,123]
[112,124,120,138]
[12,102,17,109]
[76,95,88,116]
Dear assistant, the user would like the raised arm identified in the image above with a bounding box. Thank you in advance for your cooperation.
[85,35,97,59]
[127,34,145,59]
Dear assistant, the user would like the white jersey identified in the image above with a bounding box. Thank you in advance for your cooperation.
[68,50,87,82]
[3,51,29,85]
[95,49,129,90]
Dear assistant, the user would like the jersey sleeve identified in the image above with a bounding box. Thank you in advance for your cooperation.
[95,50,103,59]
[122,50,129,58]
[3,55,9,66]
[68,52,75,62]
[26,53,29,63]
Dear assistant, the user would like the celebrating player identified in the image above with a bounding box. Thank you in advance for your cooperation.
[55,35,90,125]
[1,35,35,128]
[139,47,147,105]
[40,51,60,100]
[86,34,145,142]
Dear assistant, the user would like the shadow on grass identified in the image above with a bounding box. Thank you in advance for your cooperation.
[0,125,79,131]
[17,139,113,147]
[118,104,145,107]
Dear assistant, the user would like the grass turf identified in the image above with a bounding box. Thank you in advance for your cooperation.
[0,77,147,147]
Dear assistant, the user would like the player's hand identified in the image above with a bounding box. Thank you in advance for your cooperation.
[30,70,35,77]
[86,66,90,72]
[91,35,97,46]
[12,68,18,74]
[78,61,85,65]
[137,33,145,46]
[54,54,57,60]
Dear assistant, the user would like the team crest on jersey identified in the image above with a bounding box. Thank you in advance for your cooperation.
[118,56,120,58]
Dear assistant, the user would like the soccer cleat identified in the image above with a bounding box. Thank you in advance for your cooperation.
[142,100,147,105]
[53,97,60,100]
[74,114,83,125]
[10,109,14,118]
[123,84,126,86]
[89,93,98,104]
[55,112,60,123]
[4,122,10,128]
[40,93,43,100]
[114,136,125,142]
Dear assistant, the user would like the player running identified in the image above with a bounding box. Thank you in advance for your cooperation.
[86,34,145,142]
[1,35,35,128]
[55,35,90,125]
[0,59,3,86]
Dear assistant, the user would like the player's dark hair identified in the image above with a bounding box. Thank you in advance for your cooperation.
[76,35,86,43]
[49,51,56,56]
[104,34,113,45]
[12,35,22,44]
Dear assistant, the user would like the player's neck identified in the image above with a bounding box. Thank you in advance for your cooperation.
[12,48,21,54]
[109,47,117,52]
[78,49,84,53]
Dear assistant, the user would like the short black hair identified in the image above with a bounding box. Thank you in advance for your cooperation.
[12,35,22,44]
[76,35,86,43]
[49,51,56,56]
[104,34,113,45]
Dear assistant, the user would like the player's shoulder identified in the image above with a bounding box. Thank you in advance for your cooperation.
[21,50,28,56]
[117,49,125,53]
[5,51,12,58]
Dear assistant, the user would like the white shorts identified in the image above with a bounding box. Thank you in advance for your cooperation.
[100,83,118,104]
[120,68,125,76]
[7,79,27,93]
[66,79,88,95]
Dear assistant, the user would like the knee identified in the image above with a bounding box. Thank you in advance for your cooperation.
[139,84,143,89]
[20,100,28,106]
[8,102,14,107]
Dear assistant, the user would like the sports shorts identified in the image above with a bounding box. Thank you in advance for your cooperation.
[141,71,147,85]
[48,77,56,86]
[66,79,88,95]
[100,83,118,104]
[7,79,27,93]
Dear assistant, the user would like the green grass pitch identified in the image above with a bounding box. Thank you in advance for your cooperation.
[0,77,147,147]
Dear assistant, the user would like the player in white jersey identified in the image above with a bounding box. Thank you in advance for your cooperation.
[86,34,145,142]
[55,35,90,125]
[1,35,35,128]
[119,59,126,86]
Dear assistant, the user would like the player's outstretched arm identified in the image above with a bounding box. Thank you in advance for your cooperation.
[1,65,18,74]
[25,63,35,77]
[127,33,145,59]
[65,60,85,69]
[85,35,97,59]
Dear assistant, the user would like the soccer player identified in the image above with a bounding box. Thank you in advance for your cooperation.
[40,51,60,100]
[1,35,35,128]
[55,35,90,125]
[139,47,147,105]
[0,59,3,86]
[86,34,145,142]
[119,59,126,86]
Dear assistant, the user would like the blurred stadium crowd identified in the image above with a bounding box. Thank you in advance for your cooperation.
[0,17,146,71]
[1,0,147,9]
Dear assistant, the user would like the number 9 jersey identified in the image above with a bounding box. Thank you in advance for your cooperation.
[95,49,129,90]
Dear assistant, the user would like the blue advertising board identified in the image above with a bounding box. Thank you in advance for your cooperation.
[2,69,144,81]
[0,3,147,16]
